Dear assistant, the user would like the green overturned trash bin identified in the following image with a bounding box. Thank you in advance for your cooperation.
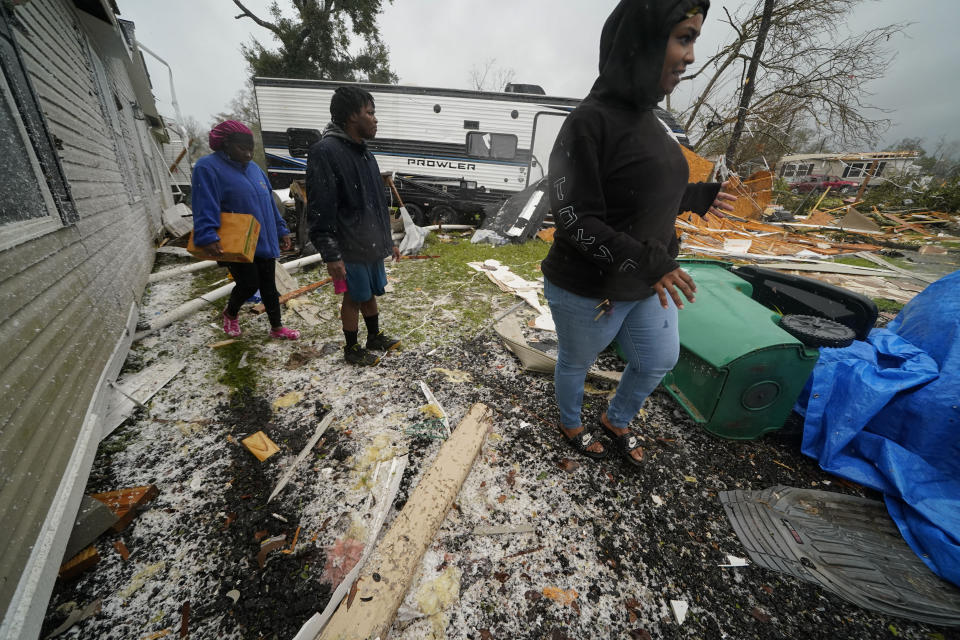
[659,260,820,440]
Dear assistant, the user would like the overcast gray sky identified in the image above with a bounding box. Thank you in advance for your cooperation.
[121,0,959,153]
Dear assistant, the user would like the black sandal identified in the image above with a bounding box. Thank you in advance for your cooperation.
[604,426,644,467]
[559,426,607,460]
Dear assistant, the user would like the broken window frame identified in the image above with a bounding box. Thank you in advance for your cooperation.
[0,5,78,251]
[780,163,814,179]
[465,131,518,161]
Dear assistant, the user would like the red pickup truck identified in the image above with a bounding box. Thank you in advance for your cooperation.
[789,175,858,194]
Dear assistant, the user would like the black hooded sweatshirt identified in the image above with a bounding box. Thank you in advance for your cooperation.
[306,123,394,264]
[541,0,719,301]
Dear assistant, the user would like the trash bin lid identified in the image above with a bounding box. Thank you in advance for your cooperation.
[677,260,804,367]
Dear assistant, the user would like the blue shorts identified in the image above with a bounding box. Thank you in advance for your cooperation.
[344,260,387,303]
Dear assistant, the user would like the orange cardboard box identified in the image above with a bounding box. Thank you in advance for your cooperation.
[188,212,260,263]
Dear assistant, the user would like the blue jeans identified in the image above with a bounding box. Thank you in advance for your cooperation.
[544,278,680,430]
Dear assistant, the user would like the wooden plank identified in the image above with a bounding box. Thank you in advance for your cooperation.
[879,212,932,236]
[316,404,493,640]
[58,546,99,581]
[90,485,159,533]
[252,278,332,314]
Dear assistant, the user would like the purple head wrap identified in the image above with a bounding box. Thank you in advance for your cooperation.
[209,120,253,151]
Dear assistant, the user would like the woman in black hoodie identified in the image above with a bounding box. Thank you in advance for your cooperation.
[542,0,735,464]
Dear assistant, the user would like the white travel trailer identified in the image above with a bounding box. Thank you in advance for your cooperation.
[253,78,690,225]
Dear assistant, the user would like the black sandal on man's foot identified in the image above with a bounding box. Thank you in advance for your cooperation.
[559,426,606,460]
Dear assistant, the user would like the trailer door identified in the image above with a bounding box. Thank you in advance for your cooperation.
[527,111,567,186]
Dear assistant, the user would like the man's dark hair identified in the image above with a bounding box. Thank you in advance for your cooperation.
[330,86,375,127]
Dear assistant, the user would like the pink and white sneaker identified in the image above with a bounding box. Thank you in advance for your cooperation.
[269,326,301,340]
[222,311,241,337]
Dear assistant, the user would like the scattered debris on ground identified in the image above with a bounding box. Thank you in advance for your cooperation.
[41,220,958,639]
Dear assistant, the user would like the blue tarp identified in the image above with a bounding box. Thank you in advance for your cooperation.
[796,270,960,587]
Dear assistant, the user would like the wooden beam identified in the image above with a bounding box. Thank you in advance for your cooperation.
[90,485,159,533]
[317,403,493,640]
[855,160,878,201]
[812,187,831,211]
[252,278,332,314]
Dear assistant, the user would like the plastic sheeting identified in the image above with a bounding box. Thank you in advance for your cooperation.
[796,270,960,587]
[397,205,429,256]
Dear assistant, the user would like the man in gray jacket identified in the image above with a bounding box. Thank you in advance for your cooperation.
[307,86,401,366]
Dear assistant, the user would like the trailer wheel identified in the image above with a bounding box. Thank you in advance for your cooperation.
[778,314,855,349]
[431,204,457,225]
[404,203,427,226]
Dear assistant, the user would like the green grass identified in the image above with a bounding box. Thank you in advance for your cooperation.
[383,232,551,347]
[188,264,232,300]
[873,298,905,314]
[833,256,877,269]
[215,339,262,394]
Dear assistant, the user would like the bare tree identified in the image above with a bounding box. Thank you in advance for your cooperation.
[680,0,907,170]
[180,115,211,159]
[468,58,516,92]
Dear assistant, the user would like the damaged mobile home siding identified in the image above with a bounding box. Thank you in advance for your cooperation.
[0,1,170,637]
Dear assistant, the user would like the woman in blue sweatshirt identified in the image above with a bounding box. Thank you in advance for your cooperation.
[191,120,300,340]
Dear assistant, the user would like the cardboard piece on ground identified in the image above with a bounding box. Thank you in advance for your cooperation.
[268,413,336,502]
[837,208,881,233]
[101,360,186,441]
[58,546,99,581]
[495,316,622,384]
[161,203,193,239]
[315,404,493,640]
[286,298,326,326]
[90,485,159,533]
[242,431,280,461]
[63,496,119,561]
[466,260,554,328]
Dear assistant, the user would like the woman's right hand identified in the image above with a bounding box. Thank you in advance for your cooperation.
[326,260,346,281]
[198,241,223,257]
[653,267,696,310]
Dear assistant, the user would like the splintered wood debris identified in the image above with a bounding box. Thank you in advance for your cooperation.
[308,404,492,640]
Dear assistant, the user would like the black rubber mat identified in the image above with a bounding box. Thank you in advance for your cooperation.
[719,486,960,626]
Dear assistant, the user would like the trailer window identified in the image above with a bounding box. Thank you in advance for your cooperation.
[466,132,517,160]
[0,8,76,251]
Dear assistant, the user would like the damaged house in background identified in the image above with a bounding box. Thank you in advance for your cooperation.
[0,1,174,637]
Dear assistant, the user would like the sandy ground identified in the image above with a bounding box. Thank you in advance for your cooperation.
[42,238,959,640]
